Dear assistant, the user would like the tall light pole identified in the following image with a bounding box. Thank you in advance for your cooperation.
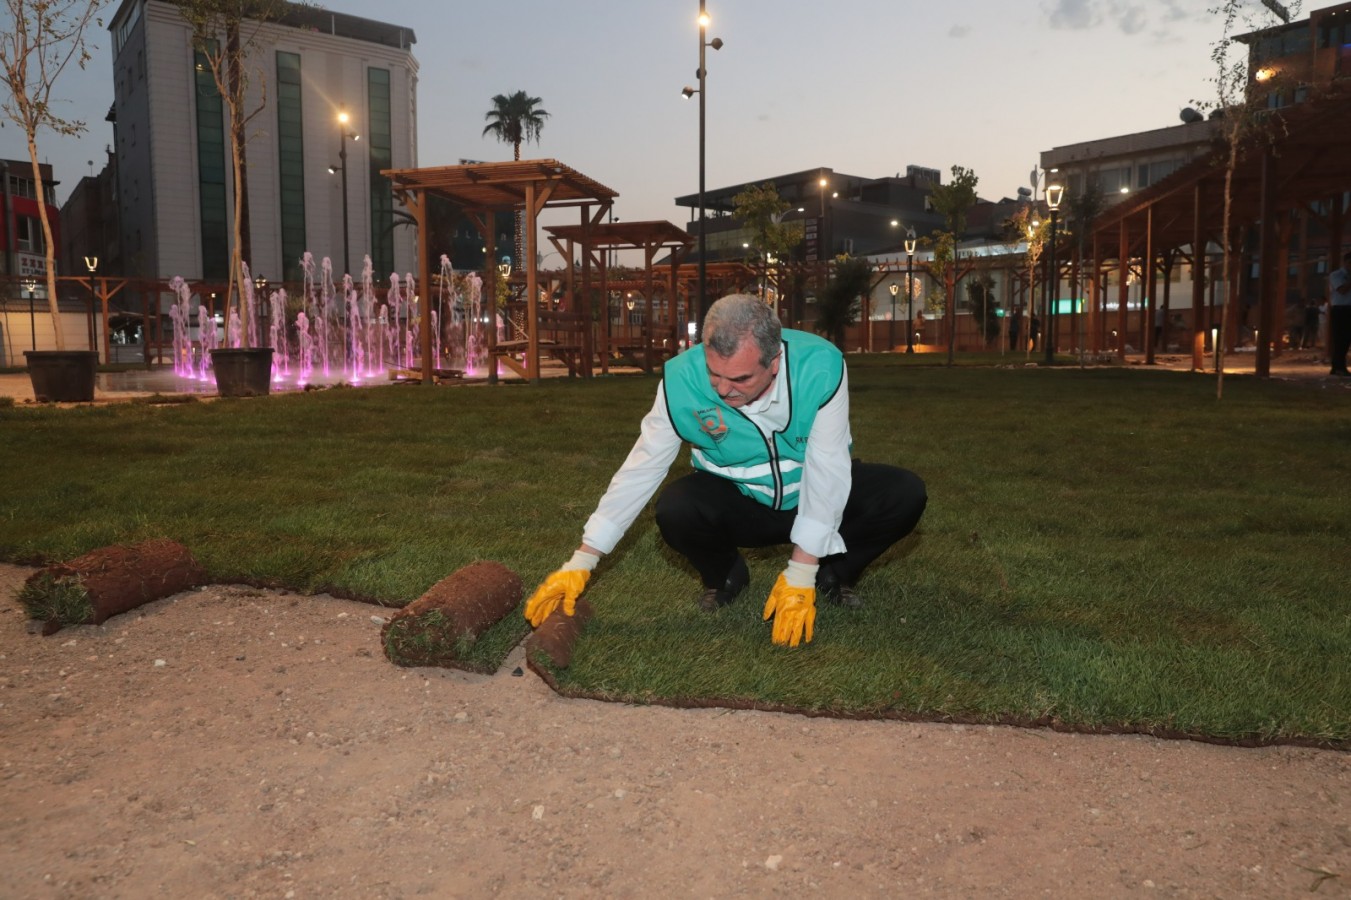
[330,108,360,277]
[905,227,917,354]
[683,4,721,342]
[1045,183,1065,365]
[817,175,829,298]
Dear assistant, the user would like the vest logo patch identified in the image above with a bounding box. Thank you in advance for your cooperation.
[694,407,729,442]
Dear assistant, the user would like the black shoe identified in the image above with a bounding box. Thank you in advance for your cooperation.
[815,564,864,609]
[1332,369,1351,377]
[698,556,749,611]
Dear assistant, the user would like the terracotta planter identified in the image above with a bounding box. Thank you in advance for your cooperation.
[210,347,274,397]
[24,350,98,402]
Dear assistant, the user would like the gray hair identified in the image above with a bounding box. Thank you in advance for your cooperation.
[703,294,781,366]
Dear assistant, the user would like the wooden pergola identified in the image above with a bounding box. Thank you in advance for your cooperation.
[1083,89,1351,375]
[383,159,617,383]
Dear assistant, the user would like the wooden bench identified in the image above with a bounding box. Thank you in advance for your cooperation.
[492,310,592,378]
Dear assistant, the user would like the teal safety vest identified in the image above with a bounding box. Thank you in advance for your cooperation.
[663,329,846,510]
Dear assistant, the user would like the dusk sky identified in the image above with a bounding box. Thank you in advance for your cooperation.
[6,1,1277,232]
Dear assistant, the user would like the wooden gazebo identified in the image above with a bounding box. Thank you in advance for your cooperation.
[383,159,617,383]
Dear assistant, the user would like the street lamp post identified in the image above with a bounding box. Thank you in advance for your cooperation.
[84,256,99,356]
[1045,183,1065,365]
[904,228,917,354]
[25,278,37,351]
[888,283,899,351]
[682,3,721,342]
[330,109,360,277]
[254,273,268,349]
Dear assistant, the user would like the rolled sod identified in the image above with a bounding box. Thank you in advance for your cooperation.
[381,561,523,668]
[18,539,206,635]
[525,597,594,669]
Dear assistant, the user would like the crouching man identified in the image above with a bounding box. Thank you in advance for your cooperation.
[524,294,927,647]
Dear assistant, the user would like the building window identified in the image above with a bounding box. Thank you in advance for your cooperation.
[367,67,394,277]
[8,175,36,200]
[195,46,229,281]
[17,215,45,253]
[276,51,305,282]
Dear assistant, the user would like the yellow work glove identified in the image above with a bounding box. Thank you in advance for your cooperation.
[524,550,599,627]
[761,560,819,648]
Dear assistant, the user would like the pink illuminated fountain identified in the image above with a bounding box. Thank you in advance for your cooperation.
[165,250,505,393]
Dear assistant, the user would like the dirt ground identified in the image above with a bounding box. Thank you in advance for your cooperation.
[1,563,1347,899]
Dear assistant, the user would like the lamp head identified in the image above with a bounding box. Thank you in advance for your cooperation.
[708,36,723,51]
[681,86,696,99]
[84,255,98,273]
[328,165,338,175]
[904,227,917,255]
[698,12,709,27]
[1046,183,1065,209]
[889,283,900,297]
[337,110,349,125]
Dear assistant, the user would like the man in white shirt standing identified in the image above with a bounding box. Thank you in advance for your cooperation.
[1329,250,1351,376]
[524,294,927,647]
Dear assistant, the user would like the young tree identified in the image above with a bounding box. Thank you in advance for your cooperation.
[966,274,999,347]
[927,166,979,364]
[482,90,549,271]
[1197,0,1302,398]
[178,0,286,348]
[1064,178,1106,361]
[731,181,804,310]
[813,255,871,350]
[1007,204,1049,358]
[0,0,106,351]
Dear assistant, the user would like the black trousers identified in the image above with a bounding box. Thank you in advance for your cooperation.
[1331,306,1351,372]
[654,462,928,588]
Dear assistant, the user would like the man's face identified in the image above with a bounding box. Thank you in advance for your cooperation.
[706,339,780,408]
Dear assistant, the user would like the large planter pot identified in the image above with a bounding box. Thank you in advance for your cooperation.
[24,350,98,403]
[210,347,275,397]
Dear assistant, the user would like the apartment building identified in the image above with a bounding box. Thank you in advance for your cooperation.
[107,0,419,285]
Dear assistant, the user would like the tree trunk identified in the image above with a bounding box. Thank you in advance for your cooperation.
[945,268,956,365]
[229,23,252,274]
[27,136,64,350]
[513,140,523,271]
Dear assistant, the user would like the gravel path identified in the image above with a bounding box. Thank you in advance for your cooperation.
[1,564,1348,897]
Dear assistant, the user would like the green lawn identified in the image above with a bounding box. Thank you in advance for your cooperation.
[2,362,1348,746]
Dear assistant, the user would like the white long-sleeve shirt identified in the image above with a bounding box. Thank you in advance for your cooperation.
[581,357,853,559]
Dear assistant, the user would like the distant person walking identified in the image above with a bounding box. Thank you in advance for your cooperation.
[1330,250,1351,376]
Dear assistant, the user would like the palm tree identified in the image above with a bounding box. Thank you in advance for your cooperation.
[482,91,549,271]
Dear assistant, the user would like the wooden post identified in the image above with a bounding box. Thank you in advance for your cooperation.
[1145,205,1157,366]
[1256,149,1279,377]
[1192,183,1207,371]
[1117,221,1130,362]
